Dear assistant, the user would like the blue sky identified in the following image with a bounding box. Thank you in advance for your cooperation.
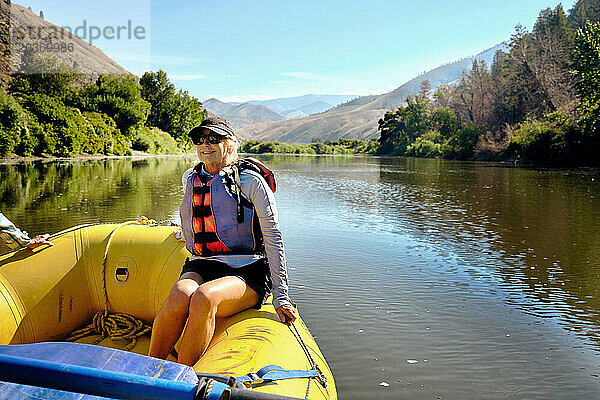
[22,0,578,102]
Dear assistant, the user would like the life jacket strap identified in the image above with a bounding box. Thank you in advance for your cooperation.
[192,206,212,218]
[192,185,210,194]
[194,231,219,243]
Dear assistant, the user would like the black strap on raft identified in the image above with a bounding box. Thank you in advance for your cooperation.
[195,376,306,399]
[195,367,322,399]
[235,365,325,388]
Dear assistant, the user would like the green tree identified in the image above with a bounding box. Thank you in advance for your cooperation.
[568,0,600,29]
[431,107,460,140]
[378,94,431,155]
[451,60,495,126]
[167,89,205,141]
[91,74,151,135]
[571,20,600,157]
[139,70,204,141]
[139,70,175,128]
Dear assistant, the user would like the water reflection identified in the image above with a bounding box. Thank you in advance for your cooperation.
[372,159,600,345]
[0,156,197,233]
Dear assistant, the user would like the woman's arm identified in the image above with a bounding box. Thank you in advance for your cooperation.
[240,172,294,315]
[0,212,31,251]
[0,212,52,252]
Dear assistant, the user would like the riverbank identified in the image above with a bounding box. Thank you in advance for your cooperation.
[0,151,584,169]
[0,150,383,165]
[0,151,194,165]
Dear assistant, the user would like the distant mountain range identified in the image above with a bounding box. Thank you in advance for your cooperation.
[239,94,359,116]
[202,94,359,130]
[238,44,505,142]
[1,1,130,84]
[202,98,285,130]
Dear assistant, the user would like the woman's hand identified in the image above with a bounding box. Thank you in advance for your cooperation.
[275,304,297,325]
[27,234,53,249]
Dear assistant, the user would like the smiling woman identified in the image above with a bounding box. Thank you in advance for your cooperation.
[191,129,235,173]
[148,116,297,366]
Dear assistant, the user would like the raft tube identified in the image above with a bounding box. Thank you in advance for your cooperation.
[0,222,337,399]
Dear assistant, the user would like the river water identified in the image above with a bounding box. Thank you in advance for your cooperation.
[1,155,600,399]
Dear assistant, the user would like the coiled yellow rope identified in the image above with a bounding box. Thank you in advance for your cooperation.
[66,216,158,350]
[67,310,151,351]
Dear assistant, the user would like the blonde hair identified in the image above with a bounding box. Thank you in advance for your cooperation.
[223,137,240,166]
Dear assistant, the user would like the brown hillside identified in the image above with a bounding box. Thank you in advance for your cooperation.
[1,1,129,85]
[0,0,12,84]
[245,107,383,142]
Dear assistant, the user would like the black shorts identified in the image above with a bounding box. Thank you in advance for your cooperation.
[180,257,272,308]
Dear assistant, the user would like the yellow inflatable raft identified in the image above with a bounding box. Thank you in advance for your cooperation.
[0,222,337,400]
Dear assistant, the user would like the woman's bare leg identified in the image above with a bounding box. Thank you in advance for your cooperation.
[148,272,203,359]
[177,276,259,366]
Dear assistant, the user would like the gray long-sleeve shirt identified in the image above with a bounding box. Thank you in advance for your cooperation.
[181,166,291,309]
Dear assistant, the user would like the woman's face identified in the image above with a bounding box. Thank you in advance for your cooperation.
[195,128,227,165]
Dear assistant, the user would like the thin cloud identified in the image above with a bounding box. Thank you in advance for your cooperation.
[170,74,206,80]
[330,84,397,96]
[216,94,280,103]
[150,54,204,66]
[107,51,151,63]
[278,72,338,81]
[350,86,395,96]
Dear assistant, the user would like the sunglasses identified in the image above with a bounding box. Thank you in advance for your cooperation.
[191,133,223,145]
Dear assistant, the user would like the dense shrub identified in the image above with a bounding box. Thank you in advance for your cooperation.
[240,140,262,153]
[0,88,31,156]
[1,55,198,158]
[442,124,484,159]
[353,140,380,154]
[10,52,80,99]
[406,137,442,157]
[17,93,92,156]
[132,126,180,154]
[509,112,578,162]
[240,139,377,155]
[131,132,153,152]
[82,112,130,155]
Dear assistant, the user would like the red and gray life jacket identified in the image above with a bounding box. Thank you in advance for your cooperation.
[179,158,275,257]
